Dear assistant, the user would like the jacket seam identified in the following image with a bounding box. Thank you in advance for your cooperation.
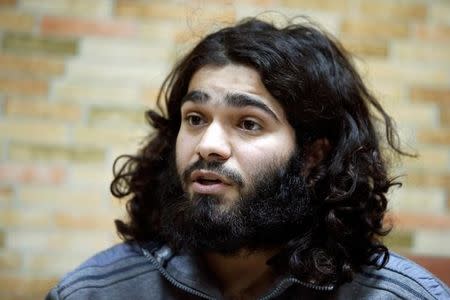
[382,266,441,299]
[64,254,142,277]
[60,268,159,300]
[387,253,445,295]
[360,271,431,300]
[59,262,157,295]
[353,278,410,300]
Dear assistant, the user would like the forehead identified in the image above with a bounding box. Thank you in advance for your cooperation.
[187,64,284,109]
[188,64,265,94]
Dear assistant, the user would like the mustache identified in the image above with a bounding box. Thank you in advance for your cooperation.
[182,160,244,187]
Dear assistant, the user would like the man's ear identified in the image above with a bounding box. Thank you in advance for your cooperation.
[303,138,331,175]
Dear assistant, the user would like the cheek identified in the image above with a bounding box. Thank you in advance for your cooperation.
[175,133,192,175]
[234,146,272,179]
[236,135,295,177]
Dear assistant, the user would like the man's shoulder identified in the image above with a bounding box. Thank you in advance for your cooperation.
[47,242,161,300]
[340,252,450,299]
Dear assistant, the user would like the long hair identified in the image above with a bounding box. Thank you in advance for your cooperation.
[111,17,407,286]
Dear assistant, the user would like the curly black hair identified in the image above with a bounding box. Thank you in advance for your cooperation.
[111,17,408,287]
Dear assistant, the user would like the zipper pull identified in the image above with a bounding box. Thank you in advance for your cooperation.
[154,245,174,266]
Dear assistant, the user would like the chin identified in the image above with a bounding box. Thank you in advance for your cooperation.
[192,192,239,209]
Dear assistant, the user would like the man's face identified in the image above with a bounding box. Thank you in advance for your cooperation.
[162,64,312,253]
[176,64,296,210]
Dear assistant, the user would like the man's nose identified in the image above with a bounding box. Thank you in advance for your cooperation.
[195,122,231,161]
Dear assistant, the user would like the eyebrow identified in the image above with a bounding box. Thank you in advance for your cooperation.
[181,90,279,121]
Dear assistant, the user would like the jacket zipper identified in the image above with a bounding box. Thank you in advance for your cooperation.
[259,277,334,300]
[141,247,215,300]
[142,246,334,300]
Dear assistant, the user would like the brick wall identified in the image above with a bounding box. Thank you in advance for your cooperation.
[0,0,449,298]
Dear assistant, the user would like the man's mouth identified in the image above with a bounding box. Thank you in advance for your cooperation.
[191,170,230,185]
[190,170,231,194]
[195,178,223,185]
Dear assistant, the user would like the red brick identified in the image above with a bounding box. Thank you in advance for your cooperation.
[140,87,160,107]
[54,212,114,230]
[389,186,446,213]
[341,38,388,58]
[410,87,450,105]
[445,194,450,207]
[405,172,450,189]
[0,229,4,247]
[387,212,450,230]
[0,275,58,299]
[20,0,111,18]
[415,231,450,256]
[88,107,144,127]
[0,78,48,96]
[0,10,34,32]
[2,32,78,56]
[9,143,105,163]
[417,129,450,145]
[0,53,64,77]
[7,230,113,254]
[73,126,145,147]
[41,16,136,38]
[231,0,274,4]
[0,210,52,228]
[69,165,111,187]
[0,0,16,5]
[430,2,450,24]
[27,252,93,275]
[282,0,350,12]
[0,163,66,184]
[174,27,207,45]
[0,185,14,207]
[53,81,138,104]
[415,24,450,42]
[442,107,450,126]
[5,98,81,122]
[404,147,449,171]
[360,1,427,21]
[116,1,189,19]
[341,19,409,39]
[116,0,235,23]
[19,186,105,210]
[383,230,413,251]
[0,120,68,144]
[0,250,21,271]
[384,103,434,127]
[392,41,450,65]
[204,0,273,3]
[403,148,450,171]
[358,60,448,85]
[63,59,166,84]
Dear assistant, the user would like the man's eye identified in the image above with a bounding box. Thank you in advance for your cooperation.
[240,119,262,131]
[186,114,205,126]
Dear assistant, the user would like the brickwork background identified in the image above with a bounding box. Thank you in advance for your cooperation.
[0,0,449,298]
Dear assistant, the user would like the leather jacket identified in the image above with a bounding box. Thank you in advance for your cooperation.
[46,242,450,299]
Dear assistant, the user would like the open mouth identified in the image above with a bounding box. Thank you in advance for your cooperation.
[190,170,230,194]
[195,178,223,185]
[191,170,229,186]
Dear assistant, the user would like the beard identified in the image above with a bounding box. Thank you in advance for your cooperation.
[159,150,314,255]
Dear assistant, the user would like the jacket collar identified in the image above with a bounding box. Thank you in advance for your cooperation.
[140,242,335,299]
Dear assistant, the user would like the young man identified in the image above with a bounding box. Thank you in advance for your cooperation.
[46,18,449,299]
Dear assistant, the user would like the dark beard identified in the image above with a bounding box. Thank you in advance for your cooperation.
[159,151,313,255]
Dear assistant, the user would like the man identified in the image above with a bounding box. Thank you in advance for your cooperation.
[46,18,449,299]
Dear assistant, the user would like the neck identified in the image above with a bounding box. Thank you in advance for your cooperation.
[203,249,279,299]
